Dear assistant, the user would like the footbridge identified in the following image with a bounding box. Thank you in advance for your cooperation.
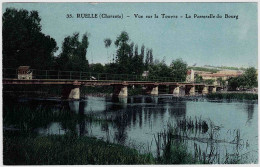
[3,68,221,99]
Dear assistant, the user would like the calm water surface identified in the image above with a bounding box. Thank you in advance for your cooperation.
[12,95,259,163]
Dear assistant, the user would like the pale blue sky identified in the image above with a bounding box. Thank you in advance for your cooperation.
[2,2,258,68]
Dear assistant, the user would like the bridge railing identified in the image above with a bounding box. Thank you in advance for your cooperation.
[3,68,186,82]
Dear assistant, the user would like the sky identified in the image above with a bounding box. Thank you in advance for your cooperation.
[2,2,258,68]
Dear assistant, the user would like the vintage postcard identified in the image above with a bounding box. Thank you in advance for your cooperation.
[2,1,258,165]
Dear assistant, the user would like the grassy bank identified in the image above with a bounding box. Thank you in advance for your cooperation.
[2,103,199,165]
[3,134,155,165]
[206,93,258,100]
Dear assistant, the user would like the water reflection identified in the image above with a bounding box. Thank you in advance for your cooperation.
[245,103,255,124]
[69,101,79,113]
[168,101,187,119]
[14,95,257,163]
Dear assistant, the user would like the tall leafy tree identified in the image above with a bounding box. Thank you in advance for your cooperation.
[148,63,172,79]
[134,44,139,57]
[243,67,257,88]
[171,58,188,82]
[145,49,150,70]
[227,77,243,90]
[57,32,89,71]
[132,44,143,75]
[114,31,131,73]
[90,63,104,73]
[104,38,112,63]
[3,8,58,69]
[140,45,145,62]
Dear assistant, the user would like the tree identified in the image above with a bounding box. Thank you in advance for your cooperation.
[3,8,58,69]
[104,63,119,74]
[243,67,257,88]
[107,31,146,75]
[145,48,154,70]
[129,42,134,59]
[140,45,145,63]
[90,63,104,73]
[145,49,150,70]
[149,49,153,65]
[227,77,242,90]
[170,59,188,82]
[227,67,257,90]
[148,63,172,79]
[104,38,112,63]
[57,32,89,71]
[114,31,131,73]
[132,44,144,75]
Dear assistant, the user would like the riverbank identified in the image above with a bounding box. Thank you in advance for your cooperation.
[206,92,258,100]
[3,133,155,165]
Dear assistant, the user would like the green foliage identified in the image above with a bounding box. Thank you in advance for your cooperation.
[3,135,155,165]
[56,33,89,71]
[104,38,112,48]
[243,67,257,88]
[217,66,246,71]
[145,48,153,70]
[204,79,215,85]
[188,67,219,73]
[216,77,226,87]
[113,31,145,75]
[195,75,203,83]
[3,8,58,69]
[171,59,188,82]
[227,67,257,90]
[161,142,194,164]
[227,77,243,90]
[148,62,172,79]
[114,31,131,73]
[90,63,104,73]
[132,44,144,75]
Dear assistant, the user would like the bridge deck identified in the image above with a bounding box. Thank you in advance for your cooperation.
[2,78,217,87]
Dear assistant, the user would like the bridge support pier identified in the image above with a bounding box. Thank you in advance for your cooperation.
[62,85,80,100]
[62,81,81,100]
[169,85,180,95]
[185,85,195,96]
[212,87,217,93]
[202,86,209,95]
[145,85,158,95]
[189,86,195,96]
[113,85,128,97]
[208,86,214,94]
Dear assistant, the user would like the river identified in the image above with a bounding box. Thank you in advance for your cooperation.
[3,95,258,164]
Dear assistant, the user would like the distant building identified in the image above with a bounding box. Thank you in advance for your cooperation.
[17,66,32,79]
[197,70,243,80]
[186,69,194,82]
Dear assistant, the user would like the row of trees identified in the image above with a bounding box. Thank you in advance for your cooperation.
[3,8,188,82]
[3,8,257,86]
[228,67,258,90]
